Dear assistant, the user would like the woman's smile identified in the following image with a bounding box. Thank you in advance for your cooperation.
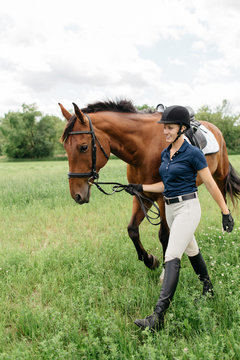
[163,124,179,143]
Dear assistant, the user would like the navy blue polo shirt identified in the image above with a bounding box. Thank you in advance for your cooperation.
[159,140,208,198]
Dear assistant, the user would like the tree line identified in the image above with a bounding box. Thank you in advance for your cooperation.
[0,100,239,159]
[0,104,65,159]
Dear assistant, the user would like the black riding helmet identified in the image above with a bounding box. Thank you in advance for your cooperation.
[158,105,191,130]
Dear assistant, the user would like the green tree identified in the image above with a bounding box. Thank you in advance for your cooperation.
[0,125,4,155]
[0,104,40,158]
[32,115,57,158]
[0,104,65,159]
[53,116,66,155]
[196,100,240,154]
[136,104,155,112]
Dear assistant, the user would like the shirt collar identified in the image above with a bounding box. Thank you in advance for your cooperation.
[166,139,188,153]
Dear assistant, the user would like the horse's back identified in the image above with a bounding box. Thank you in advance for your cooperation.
[197,120,229,184]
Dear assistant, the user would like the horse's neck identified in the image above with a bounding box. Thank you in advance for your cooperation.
[92,112,160,164]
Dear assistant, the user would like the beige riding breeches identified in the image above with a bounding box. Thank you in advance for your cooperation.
[164,196,201,262]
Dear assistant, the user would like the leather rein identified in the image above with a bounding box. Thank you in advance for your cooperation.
[66,113,161,226]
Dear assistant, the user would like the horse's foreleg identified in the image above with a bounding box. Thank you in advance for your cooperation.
[127,197,160,270]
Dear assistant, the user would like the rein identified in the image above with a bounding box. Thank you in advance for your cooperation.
[66,113,161,226]
[92,181,161,226]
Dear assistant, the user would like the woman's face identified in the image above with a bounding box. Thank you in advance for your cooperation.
[163,124,180,143]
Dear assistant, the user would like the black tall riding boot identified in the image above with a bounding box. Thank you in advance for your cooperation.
[188,252,214,296]
[134,258,180,331]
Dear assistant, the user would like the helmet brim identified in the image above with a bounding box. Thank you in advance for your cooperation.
[157,119,190,129]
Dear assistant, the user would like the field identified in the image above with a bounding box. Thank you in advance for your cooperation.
[0,156,239,359]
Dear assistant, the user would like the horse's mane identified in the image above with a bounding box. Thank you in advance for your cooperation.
[61,99,154,142]
[81,99,137,114]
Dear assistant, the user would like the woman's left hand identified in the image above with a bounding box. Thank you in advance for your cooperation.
[222,212,234,233]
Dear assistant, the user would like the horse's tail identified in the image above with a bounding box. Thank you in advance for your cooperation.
[225,162,240,207]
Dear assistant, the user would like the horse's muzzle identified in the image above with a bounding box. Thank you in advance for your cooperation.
[74,193,89,204]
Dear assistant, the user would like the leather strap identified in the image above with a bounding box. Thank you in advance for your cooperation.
[164,192,197,205]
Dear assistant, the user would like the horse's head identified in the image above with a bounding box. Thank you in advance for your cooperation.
[59,103,110,204]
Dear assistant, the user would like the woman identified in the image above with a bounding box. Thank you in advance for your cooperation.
[126,105,234,331]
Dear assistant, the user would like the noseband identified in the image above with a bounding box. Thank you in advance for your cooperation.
[67,113,109,180]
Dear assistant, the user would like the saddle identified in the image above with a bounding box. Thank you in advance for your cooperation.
[184,107,207,151]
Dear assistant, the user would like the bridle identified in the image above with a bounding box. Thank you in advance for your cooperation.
[65,113,161,226]
[67,113,109,180]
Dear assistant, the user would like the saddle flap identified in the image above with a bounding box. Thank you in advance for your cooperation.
[185,121,207,150]
[184,123,219,155]
[193,127,207,150]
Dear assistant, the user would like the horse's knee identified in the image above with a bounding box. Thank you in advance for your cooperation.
[127,224,139,240]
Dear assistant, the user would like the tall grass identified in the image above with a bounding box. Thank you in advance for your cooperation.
[0,157,239,359]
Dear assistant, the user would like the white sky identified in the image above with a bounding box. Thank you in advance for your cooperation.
[1,0,240,118]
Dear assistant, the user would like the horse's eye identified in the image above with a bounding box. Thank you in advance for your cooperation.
[79,144,88,153]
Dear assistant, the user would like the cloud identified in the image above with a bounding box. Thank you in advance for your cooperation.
[0,0,240,117]
[168,58,185,66]
[192,41,207,52]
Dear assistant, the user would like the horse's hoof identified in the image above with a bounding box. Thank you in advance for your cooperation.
[143,254,160,270]
[159,268,165,284]
[149,254,160,270]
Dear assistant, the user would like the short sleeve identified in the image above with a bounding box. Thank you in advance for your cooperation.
[191,148,208,171]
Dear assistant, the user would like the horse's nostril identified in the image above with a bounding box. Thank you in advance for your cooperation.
[75,194,81,203]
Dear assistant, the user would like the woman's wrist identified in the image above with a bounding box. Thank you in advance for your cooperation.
[221,208,230,215]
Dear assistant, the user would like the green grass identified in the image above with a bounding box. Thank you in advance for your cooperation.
[0,156,239,359]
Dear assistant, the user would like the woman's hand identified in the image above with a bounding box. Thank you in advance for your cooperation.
[125,184,143,195]
[222,212,234,233]
[125,181,164,195]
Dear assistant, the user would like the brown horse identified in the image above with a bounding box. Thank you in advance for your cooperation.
[59,100,240,270]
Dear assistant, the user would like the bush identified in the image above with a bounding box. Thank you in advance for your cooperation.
[0,104,65,159]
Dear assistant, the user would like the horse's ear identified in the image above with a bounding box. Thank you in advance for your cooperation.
[58,103,72,121]
[73,102,85,124]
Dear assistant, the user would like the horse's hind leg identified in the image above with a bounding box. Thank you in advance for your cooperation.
[215,178,227,203]
[157,199,169,282]
[157,199,169,264]
[127,197,160,270]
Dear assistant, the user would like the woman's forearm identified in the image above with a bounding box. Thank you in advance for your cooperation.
[198,167,229,214]
[204,181,229,214]
[142,181,164,193]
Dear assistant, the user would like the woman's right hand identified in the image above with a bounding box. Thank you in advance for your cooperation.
[125,184,143,195]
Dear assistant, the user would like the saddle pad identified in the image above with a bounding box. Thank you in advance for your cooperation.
[184,124,219,155]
